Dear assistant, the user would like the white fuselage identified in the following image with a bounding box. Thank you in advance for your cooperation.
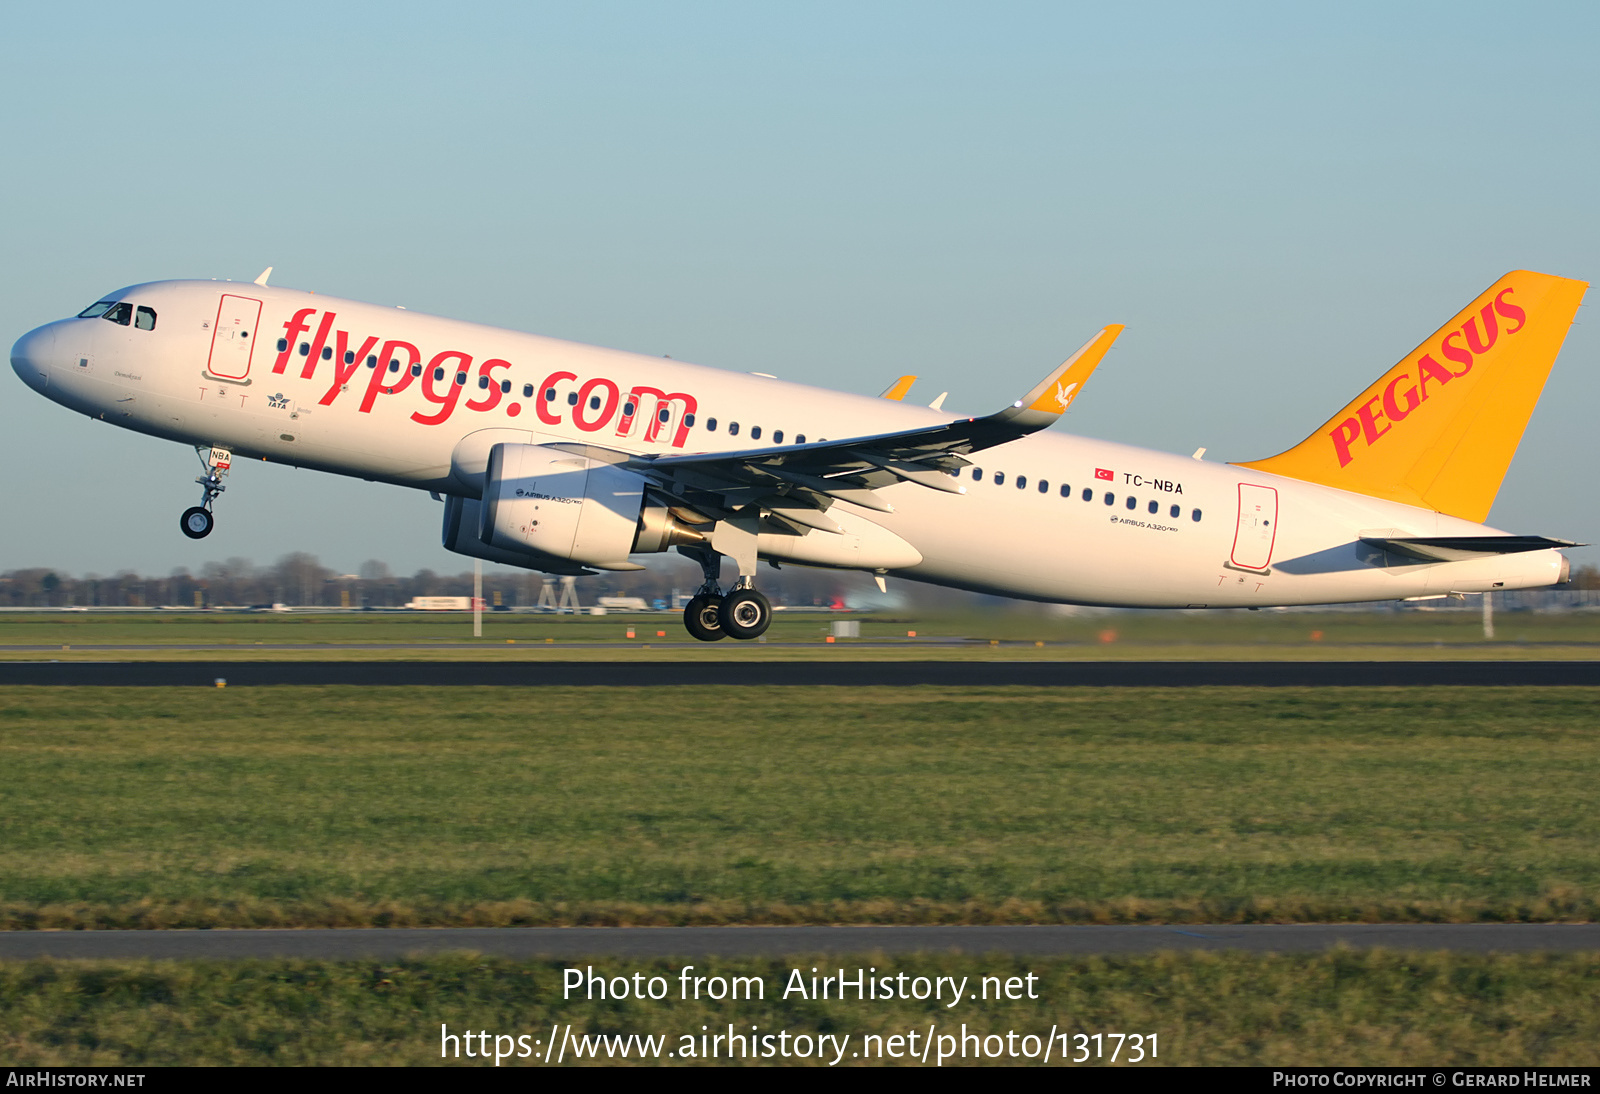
[10,279,1566,606]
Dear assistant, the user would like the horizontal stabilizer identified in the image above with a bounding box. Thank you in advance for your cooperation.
[1360,535,1580,563]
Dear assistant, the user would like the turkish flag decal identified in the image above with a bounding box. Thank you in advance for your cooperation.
[1095,468,1114,481]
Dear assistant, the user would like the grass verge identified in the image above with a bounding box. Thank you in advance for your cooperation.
[1,686,1597,927]
[2,952,1597,1066]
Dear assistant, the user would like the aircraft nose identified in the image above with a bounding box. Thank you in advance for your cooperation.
[10,324,59,392]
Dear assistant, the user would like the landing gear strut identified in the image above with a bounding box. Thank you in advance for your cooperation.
[678,544,772,642]
[180,446,231,540]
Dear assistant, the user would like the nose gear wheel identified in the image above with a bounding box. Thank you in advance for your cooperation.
[179,506,214,539]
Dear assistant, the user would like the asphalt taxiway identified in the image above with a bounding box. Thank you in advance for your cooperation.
[2,924,1597,960]
[2,660,1599,686]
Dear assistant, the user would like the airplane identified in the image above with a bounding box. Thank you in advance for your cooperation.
[8,269,1586,641]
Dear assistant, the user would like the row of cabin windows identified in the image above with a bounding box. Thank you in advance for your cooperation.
[79,300,157,330]
[263,355,820,439]
[508,384,815,442]
[968,467,1202,521]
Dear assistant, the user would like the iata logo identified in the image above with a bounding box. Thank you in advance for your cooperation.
[1328,288,1525,467]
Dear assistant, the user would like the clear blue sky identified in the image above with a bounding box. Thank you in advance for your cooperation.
[4,1,1597,577]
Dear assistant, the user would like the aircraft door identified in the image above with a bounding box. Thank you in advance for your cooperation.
[1231,483,1278,570]
[207,294,263,381]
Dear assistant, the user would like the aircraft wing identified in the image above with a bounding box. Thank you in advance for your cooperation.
[608,325,1123,531]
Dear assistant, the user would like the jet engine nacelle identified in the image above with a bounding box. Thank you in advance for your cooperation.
[440,494,593,576]
[480,443,649,570]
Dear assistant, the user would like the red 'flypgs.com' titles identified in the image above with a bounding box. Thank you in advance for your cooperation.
[1327,288,1525,467]
[271,308,698,445]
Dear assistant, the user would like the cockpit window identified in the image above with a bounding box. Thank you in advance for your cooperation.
[102,302,133,326]
[77,300,117,319]
[135,306,156,331]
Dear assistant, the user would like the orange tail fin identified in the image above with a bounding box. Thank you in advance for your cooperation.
[1237,270,1587,522]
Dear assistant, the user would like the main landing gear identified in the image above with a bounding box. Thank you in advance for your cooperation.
[680,546,772,642]
[180,446,231,540]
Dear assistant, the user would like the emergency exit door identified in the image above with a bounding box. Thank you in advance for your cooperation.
[206,294,263,381]
[1231,483,1278,571]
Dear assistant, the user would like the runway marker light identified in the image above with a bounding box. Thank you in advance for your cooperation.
[1310,630,1324,642]
[1036,641,1044,647]
[214,678,227,688]
[1098,629,1118,644]
[656,630,666,637]
[507,639,514,644]
[627,628,635,639]
[826,635,835,643]
[907,630,916,637]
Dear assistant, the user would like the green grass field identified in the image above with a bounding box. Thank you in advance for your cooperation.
[3,608,1600,660]
[2,686,1596,929]
[4,952,1597,1066]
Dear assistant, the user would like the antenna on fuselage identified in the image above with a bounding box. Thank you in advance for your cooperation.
[253,267,273,287]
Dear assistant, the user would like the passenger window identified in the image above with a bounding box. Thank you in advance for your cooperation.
[135,306,156,331]
[1170,504,1180,518]
[103,303,132,326]
[1192,509,1203,522]
[729,422,740,436]
[299,342,310,356]
[795,433,804,444]
[411,364,422,376]
[659,408,672,423]
[434,368,445,381]
[1125,496,1136,510]
[751,425,762,440]
[545,388,557,401]
[388,360,400,373]
[972,468,983,481]
[1016,476,1026,489]
[322,346,333,360]
[78,300,118,319]
[994,472,1005,485]
[706,418,718,431]
[773,430,784,444]
[365,356,376,369]
[1104,492,1114,505]
[1082,488,1092,502]
[685,413,696,428]
[1038,480,1049,493]
[1060,484,1071,497]
[277,338,288,352]
[523,384,534,398]
[623,401,636,416]
[500,380,511,394]
[479,376,490,389]
[344,351,356,365]
[589,394,600,408]
[567,392,579,406]
[1148,500,1158,514]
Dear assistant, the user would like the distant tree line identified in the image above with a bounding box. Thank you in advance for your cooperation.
[0,552,904,610]
[4,558,1594,611]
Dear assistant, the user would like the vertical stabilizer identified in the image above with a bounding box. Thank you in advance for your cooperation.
[1237,271,1586,522]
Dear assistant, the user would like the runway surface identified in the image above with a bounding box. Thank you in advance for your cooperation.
[2,660,1599,686]
[3,924,1597,960]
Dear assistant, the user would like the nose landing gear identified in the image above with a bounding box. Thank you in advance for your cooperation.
[180,446,231,540]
